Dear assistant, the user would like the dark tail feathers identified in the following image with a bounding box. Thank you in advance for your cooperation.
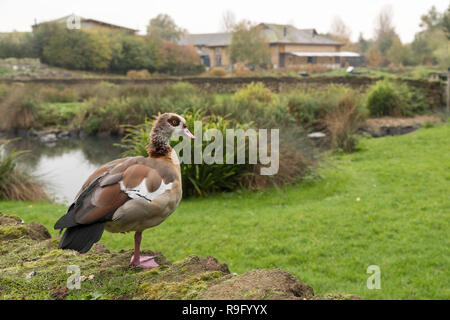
[58,222,105,253]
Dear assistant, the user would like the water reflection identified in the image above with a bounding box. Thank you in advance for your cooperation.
[1,135,123,204]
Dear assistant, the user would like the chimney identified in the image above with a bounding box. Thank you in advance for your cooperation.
[283,26,287,37]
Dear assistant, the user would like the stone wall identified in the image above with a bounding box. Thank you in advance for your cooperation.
[1,75,444,108]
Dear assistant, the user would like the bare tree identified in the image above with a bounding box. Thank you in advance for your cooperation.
[329,16,355,51]
[330,16,352,41]
[221,10,236,32]
[374,5,394,40]
[373,5,399,56]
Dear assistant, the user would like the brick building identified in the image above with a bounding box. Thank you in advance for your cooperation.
[179,23,361,69]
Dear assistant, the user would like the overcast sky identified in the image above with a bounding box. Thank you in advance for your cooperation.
[1,0,448,43]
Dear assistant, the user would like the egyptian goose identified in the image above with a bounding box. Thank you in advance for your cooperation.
[54,113,194,268]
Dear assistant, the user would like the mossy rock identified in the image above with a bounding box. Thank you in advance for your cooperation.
[200,269,314,300]
[0,213,358,300]
[0,213,51,241]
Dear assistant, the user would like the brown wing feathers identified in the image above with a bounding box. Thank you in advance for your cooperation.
[54,156,176,253]
[55,172,119,253]
[54,169,135,252]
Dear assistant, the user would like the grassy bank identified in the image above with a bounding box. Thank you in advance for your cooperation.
[0,79,434,136]
[1,122,448,299]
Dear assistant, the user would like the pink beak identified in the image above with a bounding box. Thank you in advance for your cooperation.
[184,128,195,139]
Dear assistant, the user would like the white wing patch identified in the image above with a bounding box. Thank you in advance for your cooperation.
[120,178,173,202]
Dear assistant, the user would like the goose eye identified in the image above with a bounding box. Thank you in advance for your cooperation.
[168,117,180,126]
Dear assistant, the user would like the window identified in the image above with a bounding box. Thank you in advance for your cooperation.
[215,54,222,67]
[201,55,210,67]
[307,56,316,64]
[214,49,222,67]
[334,56,340,64]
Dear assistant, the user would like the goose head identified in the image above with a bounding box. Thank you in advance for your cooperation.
[149,113,194,157]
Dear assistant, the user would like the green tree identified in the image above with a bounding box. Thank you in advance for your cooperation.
[356,33,370,55]
[419,5,442,30]
[228,21,271,68]
[387,37,414,66]
[109,35,162,73]
[442,5,450,39]
[411,32,435,65]
[146,14,186,42]
[411,5,450,66]
[42,29,112,71]
[31,22,65,58]
[0,32,35,58]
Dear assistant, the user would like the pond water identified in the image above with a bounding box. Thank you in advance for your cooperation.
[0,135,124,204]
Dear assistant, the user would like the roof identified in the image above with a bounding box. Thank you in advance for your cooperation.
[259,23,342,45]
[179,23,342,47]
[288,51,360,57]
[179,32,232,47]
[34,14,138,33]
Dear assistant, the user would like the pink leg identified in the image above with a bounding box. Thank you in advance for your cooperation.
[129,231,159,269]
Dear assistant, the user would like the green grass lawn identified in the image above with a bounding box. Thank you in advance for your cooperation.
[316,66,441,80]
[1,122,449,299]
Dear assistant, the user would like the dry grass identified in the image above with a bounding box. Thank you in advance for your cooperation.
[249,145,312,189]
[0,141,47,201]
[0,84,39,131]
[322,93,366,152]
[126,69,151,79]
[209,67,227,77]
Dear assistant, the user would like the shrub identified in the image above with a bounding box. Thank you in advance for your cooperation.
[38,87,79,103]
[366,80,401,116]
[162,82,197,98]
[234,82,273,105]
[209,67,227,77]
[287,85,359,129]
[210,82,278,126]
[84,114,103,135]
[159,82,214,114]
[301,64,332,74]
[287,92,323,127]
[74,81,119,101]
[37,102,83,127]
[366,79,429,117]
[118,109,255,197]
[160,43,205,76]
[0,140,47,201]
[233,64,252,76]
[126,69,151,79]
[77,97,135,135]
